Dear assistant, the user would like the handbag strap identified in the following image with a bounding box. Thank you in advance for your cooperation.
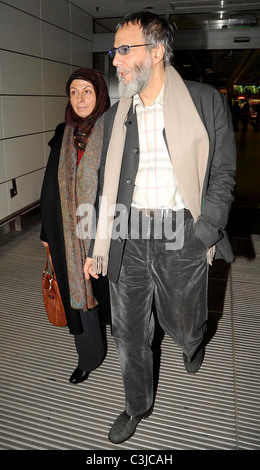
[45,245,55,273]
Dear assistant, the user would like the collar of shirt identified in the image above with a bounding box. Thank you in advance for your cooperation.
[133,85,164,112]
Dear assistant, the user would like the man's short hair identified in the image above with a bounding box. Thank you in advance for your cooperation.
[116,11,174,66]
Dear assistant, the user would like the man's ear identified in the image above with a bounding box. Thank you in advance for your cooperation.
[152,43,165,64]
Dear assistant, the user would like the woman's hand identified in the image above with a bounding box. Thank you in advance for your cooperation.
[84,257,99,280]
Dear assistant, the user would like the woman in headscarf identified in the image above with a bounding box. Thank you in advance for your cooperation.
[40,68,110,384]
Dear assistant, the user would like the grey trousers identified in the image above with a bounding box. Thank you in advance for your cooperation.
[74,307,105,372]
[109,208,209,416]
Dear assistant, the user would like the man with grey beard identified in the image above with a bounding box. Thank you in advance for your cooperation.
[85,11,236,444]
[117,49,153,98]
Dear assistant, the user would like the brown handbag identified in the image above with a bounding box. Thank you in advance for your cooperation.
[42,246,67,327]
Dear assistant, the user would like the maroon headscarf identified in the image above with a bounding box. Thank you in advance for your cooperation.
[65,68,110,150]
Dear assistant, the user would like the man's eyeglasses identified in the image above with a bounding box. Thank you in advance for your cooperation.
[108,44,151,59]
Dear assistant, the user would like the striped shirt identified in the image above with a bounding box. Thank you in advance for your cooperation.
[132,87,186,211]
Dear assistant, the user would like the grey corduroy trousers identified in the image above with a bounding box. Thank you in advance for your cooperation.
[109,208,208,416]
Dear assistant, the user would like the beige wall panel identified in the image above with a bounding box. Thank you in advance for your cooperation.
[0,3,41,56]
[0,183,9,220]
[42,22,71,63]
[43,96,68,130]
[71,35,93,68]
[0,98,3,139]
[5,134,45,180]
[0,0,95,220]
[0,59,2,94]
[41,0,70,30]
[8,168,45,213]
[2,96,44,139]
[71,5,93,41]
[2,0,40,16]
[0,51,42,95]
[0,141,6,184]
[43,131,55,165]
[42,60,72,96]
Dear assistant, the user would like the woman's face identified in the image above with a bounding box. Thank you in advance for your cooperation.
[69,79,96,118]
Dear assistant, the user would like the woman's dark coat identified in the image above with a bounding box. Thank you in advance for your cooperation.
[40,123,110,335]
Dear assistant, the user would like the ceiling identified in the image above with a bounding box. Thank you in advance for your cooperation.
[70,0,260,90]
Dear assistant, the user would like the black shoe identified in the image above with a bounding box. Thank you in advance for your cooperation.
[183,346,205,374]
[69,367,89,384]
[108,408,152,444]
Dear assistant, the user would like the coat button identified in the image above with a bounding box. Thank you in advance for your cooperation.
[133,147,139,154]
[126,178,132,185]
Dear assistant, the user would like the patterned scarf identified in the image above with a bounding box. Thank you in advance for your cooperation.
[58,115,106,310]
[59,69,110,310]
